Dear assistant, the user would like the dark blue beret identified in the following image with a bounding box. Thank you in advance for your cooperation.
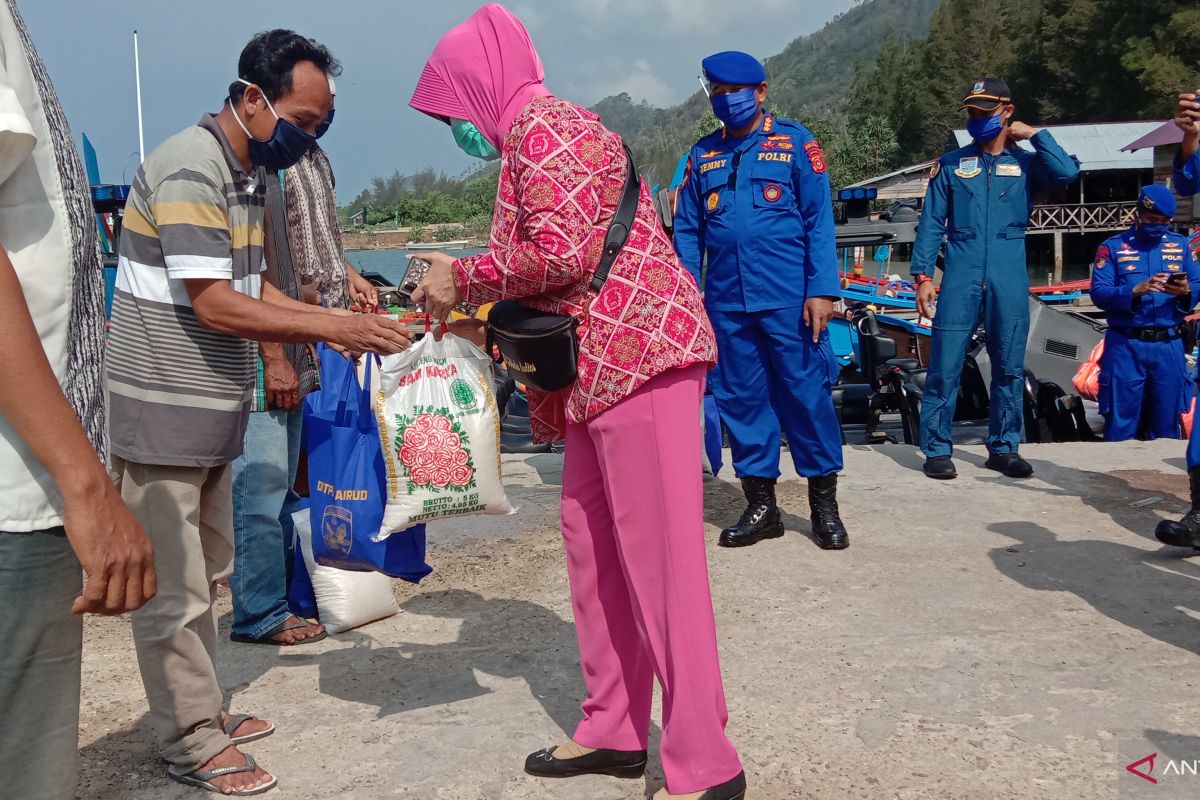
[702,51,765,87]
[1138,184,1176,217]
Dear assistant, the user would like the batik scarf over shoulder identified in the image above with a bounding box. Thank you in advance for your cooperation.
[6,0,106,457]
[284,145,349,309]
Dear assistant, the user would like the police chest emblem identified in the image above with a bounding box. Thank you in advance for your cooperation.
[706,191,720,212]
[763,183,782,203]
[996,163,1023,177]
[955,157,981,179]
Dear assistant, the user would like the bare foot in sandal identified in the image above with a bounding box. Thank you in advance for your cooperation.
[222,713,272,743]
[231,615,326,646]
[170,745,275,796]
[270,616,325,645]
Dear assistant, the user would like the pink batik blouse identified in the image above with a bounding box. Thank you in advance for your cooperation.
[452,96,717,443]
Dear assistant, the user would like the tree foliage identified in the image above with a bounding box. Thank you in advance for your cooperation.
[347,0,1200,224]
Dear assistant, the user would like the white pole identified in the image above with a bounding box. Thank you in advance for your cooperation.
[133,30,145,164]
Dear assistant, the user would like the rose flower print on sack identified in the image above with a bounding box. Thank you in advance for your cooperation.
[376,332,514,537]
[393,410,475,492]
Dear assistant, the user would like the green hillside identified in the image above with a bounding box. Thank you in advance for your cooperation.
[595,0,940,186]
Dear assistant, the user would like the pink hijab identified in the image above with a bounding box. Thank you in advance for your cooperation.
[410,3,554,147]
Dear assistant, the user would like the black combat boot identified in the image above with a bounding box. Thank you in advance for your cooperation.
[1156,467,1200,550]
[808,474,849,550]
[718,477,784,548]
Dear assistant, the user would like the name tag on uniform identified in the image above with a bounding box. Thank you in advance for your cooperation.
[996,164,1023,177]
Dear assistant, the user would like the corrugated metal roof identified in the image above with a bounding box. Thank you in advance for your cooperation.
[951,121,1161,171]
[845,159,936,188]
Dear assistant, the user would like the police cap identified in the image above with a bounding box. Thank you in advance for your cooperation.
[702,51,766,87]
[959,77,1011,111]
[1138,184,1177,218]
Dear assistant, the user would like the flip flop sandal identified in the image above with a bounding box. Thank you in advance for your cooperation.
[223,713,276,745]
[167,753,278,796]
[230,619,328,647]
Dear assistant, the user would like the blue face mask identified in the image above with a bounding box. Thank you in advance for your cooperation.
[967,113,1006,143]
[230,80,319,171]
[451,120,500,161]
[711,87,760,130]
[1135,222,1171,244]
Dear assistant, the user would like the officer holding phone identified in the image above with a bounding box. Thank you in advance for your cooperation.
[1089,185,1200,442]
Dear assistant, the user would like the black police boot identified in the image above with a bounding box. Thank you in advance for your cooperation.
[808,473,849,550]
[984,452,1034,479]
[923,456,957,480]
[1156,467,1200,550]
[718,477,784,548]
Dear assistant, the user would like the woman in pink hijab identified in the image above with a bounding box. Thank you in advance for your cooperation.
[409,5,745,800]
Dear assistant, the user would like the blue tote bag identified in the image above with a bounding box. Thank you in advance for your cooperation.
[305,346,432,582]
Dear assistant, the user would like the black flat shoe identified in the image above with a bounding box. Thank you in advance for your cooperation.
[524,746,647,779]
[985,453,1033,479]
[694,770,748,800]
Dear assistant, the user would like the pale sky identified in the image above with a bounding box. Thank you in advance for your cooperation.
[22,0,857,199]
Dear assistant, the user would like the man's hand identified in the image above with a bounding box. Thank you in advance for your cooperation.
[803,296,835,343]
[1008,121,1039,142]
[263,348,300,410]
[62,476,156,615]
[408,252,460,322]
[347,265,379,312]
[329,314,413,355]
[916,280,937,319]
[1163,276,1191,297]
[1174,93,1200,137]
[1133,275,1168,297]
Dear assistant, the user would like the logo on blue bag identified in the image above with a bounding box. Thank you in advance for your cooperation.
[322,505,354,556]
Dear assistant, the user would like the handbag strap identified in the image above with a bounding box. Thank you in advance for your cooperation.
[590,144,641,293]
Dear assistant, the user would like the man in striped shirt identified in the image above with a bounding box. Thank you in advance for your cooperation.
[106,30,411,796]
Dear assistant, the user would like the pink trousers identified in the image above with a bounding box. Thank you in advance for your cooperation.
[561,364,742,793]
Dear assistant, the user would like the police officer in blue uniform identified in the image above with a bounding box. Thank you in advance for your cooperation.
[912,78,1079,480]
[1154,92,1200,549]
[1090,186,1200,442]
[674,50,848,550]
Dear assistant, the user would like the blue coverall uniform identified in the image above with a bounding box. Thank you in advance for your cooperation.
[674,114,842,479]
[1175,148,1200,468]
[911,131,1079,458]
[1089,229,1200,441]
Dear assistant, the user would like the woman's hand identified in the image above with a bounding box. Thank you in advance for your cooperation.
[408,252,461,322]
[445,317,488,347]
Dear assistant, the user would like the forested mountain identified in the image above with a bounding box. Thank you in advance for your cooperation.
[345,0,1199,227]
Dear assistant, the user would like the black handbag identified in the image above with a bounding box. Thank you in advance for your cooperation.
[487,144,641,393]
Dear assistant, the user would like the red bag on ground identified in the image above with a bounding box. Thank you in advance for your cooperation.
[1073,342,1103,401]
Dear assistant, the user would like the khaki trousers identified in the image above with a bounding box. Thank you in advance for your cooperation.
[114,458,235,773]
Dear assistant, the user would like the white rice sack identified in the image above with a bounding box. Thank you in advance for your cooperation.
[375,332,514,537]
[293,509,400,634]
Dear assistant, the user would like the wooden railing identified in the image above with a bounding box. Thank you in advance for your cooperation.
[1028,202,1134,233]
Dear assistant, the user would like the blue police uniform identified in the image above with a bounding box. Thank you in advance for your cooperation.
[1090,228,1200,441]
[1175,149,1200,196]
[911,132,1079,458]
[674,110,842,479]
